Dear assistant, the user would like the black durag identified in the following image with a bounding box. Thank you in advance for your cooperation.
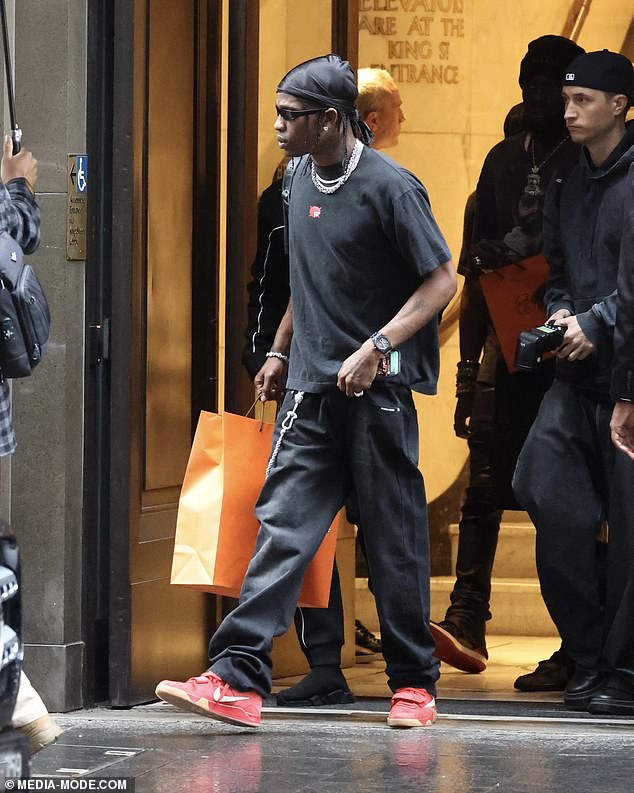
[277,53,373,145]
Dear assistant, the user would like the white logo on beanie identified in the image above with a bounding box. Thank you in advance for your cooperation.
[565,73,575,80]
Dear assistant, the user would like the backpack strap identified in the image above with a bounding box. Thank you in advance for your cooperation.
[0,231,22,289]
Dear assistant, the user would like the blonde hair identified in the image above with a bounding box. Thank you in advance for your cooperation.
[356,68,399,119]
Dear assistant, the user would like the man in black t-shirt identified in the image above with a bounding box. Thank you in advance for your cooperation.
[157,54,456,730]
[243,68,406,378]
[243,68,409,708]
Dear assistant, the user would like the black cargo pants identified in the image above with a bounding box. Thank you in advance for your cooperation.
[513,380,634,681]
[209,385,439,695]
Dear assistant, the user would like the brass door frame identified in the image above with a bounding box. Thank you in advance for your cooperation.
[332,0,359,68]
[102,0,356,705]
[224,0,261,414]
[107,0,220,706]
[108,0,137,706]
[83,0,115,706]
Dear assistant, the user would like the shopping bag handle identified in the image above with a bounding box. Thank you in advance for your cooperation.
[246,397,265,432]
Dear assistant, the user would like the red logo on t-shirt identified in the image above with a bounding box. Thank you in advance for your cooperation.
[309,205,321,219]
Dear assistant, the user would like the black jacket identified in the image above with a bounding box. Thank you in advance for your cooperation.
[465,132,578,276]
[544,121,634,391]
[242,180,289,379]
[611,164,634,401]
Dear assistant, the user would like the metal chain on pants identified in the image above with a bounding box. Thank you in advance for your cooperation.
[265,390,304,479]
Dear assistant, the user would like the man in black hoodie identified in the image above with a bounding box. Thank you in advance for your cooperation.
[432,35,582,689]
[513,50,634,714]
[610,175,634,462]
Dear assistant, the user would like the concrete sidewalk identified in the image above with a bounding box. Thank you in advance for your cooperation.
[29,702,634,793]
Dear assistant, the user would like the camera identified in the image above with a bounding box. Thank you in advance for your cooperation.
[514,322,565,371]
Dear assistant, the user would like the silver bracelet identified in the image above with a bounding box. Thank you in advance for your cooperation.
[266,351,289,364]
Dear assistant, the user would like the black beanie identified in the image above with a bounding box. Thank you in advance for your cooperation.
[277,54,358,113]
[563,50,634,101]
[519,35,585,87]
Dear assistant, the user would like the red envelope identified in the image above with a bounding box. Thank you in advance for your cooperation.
[480,255,549,372]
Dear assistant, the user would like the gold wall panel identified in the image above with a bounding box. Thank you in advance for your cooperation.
[145,0,195,492]
[130,579,210,704]
[358,0,634,500]
[257,0,333,194]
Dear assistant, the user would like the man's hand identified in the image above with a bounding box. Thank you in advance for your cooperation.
[555,314,595,361]
[254,357,287,402]
[337,341,380,397]
[454,392,475,439]
[471,239,520,270]
[611,401,634,460]
[547,308,571,324]
[1,135,38,187]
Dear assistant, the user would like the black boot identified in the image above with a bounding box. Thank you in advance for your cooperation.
[354,620,382,663]
[588,675,634,715]
[433,414,500,675]
[430,619,488,673]
[514,645,575,692]
[564,668,607,709]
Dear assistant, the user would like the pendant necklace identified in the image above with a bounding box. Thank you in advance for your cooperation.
[525,134,569,196]
[311,139,364,194]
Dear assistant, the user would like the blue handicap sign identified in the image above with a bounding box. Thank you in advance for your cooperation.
[76,155,88,193]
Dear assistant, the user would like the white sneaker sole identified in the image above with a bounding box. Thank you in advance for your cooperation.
[387,711,437,728]
[155,683,260,728]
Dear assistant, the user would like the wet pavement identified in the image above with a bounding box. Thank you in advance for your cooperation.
[30,701,634,793]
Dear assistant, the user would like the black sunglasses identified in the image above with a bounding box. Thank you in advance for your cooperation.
[275,105,325,121]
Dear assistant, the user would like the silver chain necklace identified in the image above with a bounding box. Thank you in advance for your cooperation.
[525,134,569,196]
[311,139,364,194]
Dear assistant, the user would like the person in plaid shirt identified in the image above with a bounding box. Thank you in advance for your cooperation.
[0,133,62,752]
[0,133,41,455]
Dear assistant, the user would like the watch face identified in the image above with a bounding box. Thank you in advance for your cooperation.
[373,334,392,353]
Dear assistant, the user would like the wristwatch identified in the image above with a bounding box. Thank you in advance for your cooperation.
[370,332,393,354]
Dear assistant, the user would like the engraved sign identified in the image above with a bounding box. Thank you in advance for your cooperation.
[67,154,87,260]
[359,0,466,86]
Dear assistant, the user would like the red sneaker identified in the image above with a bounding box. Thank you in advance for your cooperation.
[387,687,437,728]
[155,671,262,728]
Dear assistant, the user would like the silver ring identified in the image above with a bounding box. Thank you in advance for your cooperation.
[353,390,364,398]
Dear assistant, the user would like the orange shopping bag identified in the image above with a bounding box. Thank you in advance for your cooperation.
[479,254,549,372]
[170,410,337,608]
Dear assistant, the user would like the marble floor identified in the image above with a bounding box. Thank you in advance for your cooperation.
[273,634,565,703]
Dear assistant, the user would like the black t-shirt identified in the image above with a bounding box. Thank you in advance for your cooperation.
[286,146,451,395]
